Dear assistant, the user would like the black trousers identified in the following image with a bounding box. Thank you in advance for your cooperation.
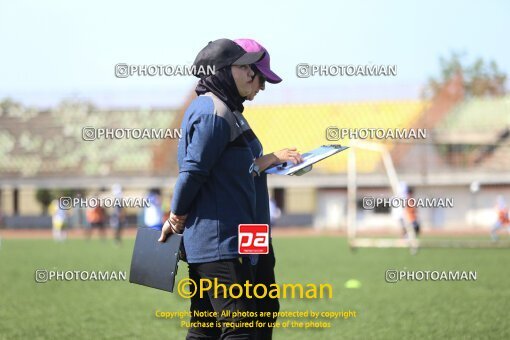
[186,244,279,340]
[252,244,279,340]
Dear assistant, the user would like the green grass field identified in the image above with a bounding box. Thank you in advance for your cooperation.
[1,236,509,339]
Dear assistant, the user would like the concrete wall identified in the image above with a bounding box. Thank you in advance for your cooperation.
[2,184,509,231]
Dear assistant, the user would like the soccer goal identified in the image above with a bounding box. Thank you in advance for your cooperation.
[347,140,419,254]
[347,140,510,253]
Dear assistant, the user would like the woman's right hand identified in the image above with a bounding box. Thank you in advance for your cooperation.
[272,147,304,165]
[158,212,187,242]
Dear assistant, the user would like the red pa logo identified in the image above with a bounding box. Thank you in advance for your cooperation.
[238,224,269,254]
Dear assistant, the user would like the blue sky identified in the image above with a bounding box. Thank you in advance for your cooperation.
[0,0,508,108]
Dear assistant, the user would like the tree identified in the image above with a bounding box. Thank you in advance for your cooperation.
[423,52,507,98]
[35,189,53,215]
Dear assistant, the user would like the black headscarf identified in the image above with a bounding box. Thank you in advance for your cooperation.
[195,67,246,113]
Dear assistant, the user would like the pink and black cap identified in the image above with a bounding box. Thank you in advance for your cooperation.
[193,38,264,78]
[234,39,282,84]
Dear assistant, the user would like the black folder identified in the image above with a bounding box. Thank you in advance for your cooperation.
[129,227,183,292]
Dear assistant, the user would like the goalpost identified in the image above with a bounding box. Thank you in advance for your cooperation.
[347,140,418,254]
[346,140,510,252]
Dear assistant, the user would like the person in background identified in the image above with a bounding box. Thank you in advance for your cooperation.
[110,184,125,244]
[144,188,163,230]
[404,187,420,237]
[491,195,510,241]
[85,193,107,240]
[50,198,67,241]
[394,181,408,237]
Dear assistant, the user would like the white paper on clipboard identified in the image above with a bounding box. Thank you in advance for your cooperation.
[265,144,349,176]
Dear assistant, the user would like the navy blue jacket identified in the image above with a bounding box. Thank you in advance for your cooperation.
[172,93,266,263]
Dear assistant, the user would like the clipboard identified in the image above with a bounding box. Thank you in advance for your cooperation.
[129,227,183,293]
[265,144,348,176]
